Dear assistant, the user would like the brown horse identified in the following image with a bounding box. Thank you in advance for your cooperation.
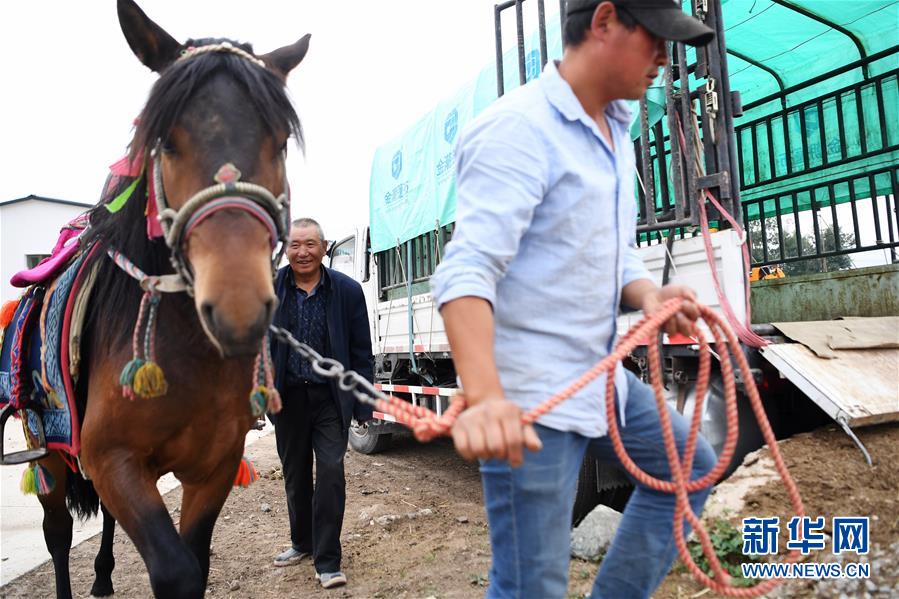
[31,1,310,597]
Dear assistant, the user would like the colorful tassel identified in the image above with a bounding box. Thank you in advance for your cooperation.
[119,357,145,399]
[1,298,20,329]
[132,361,168,398]
[233,456,258,488]
[20,463,55,496]
[267,388,282,414]
[20,466,35,494]
[249,386,269,418]
[120,290,167,399]
[249,338,281,416]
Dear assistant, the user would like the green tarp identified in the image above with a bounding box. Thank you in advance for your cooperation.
[683,0,898,217]
[369,13,566,253]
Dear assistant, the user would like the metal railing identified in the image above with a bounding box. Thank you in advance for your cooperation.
[376,224,454,298]
[493,0,742,239]
[736,69,899,191]
[743,165,899,268]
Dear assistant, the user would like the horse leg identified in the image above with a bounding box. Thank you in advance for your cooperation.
[88,504,116,597]
[178,454,242,589]
[89,457,204,599]
[36,452,74,599]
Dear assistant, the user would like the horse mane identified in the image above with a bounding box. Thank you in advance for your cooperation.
[130,37,304,161]
[79,36,302,369]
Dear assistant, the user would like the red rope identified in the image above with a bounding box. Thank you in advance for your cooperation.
[671,112,768,349]
[371,299,804,596]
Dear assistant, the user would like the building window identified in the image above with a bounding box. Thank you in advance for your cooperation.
[25,254,51,269]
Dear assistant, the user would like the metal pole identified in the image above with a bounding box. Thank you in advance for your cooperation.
[665,49,687,224]
[495,4,505,97]
[537,0,548,69]
[639,98,657,226]
[515,0,527,85]
[710,0,743,222]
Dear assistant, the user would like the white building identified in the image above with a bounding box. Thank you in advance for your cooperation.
[0,195,93,304]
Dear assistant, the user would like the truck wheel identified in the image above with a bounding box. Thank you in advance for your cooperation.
[573,455,600,526]
[703,376,770,479]
[572,455,633,526]
[348,420,392,454]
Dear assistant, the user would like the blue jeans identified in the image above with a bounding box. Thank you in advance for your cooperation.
[479,371,717,599]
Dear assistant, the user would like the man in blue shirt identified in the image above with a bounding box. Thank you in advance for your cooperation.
[269,218,373,590]
[431,1,718,597]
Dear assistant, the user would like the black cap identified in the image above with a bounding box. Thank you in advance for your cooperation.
[566,0,715,47]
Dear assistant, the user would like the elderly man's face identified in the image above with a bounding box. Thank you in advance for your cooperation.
[286,225,327,278]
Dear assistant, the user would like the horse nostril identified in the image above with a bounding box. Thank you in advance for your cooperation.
[263,297,277,324]
[200,301,217,331]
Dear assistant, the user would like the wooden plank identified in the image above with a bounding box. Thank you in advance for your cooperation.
[762,343,899,427]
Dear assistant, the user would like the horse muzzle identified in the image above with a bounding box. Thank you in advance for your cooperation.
[199,297,275,358]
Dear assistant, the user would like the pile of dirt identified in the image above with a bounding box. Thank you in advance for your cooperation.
[653,422,899,599]
[1,422,896,598]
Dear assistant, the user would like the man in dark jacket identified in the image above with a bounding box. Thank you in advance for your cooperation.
[269,217,373,589]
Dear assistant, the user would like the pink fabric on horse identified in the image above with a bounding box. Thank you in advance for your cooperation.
[10,216,88,288]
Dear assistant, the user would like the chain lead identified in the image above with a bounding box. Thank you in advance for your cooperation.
[269,326,385,409]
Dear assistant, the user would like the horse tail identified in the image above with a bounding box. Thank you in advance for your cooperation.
[65,467,100,521]
[66,352,100,521]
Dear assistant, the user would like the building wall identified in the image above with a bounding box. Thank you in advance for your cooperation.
[0,201,91,303]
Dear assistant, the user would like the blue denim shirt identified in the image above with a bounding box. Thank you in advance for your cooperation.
[431,61,651,438]
[285,267,330,385]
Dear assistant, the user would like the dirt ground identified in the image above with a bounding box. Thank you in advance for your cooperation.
[1,422,897,599]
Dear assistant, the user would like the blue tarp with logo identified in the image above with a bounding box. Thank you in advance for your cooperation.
[369,11,665,253]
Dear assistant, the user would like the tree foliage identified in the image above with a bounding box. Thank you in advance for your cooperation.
[748,219,854,276]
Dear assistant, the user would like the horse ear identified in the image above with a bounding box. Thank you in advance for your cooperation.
[117,0,182,73]
[260,34,311,80]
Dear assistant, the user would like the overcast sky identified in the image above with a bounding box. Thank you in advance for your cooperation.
[1,0,553,241]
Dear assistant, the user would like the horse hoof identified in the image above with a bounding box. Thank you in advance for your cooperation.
[89,584,114,597]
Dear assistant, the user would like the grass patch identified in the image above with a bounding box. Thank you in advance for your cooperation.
[683,518,760,588]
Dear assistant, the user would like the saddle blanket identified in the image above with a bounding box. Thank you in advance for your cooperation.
[1,248,98,455]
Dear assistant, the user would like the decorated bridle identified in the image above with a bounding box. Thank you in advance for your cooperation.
[152,41,291,294]
[152,155,290,293]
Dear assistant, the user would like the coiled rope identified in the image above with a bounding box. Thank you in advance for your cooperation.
[365,299,804,596]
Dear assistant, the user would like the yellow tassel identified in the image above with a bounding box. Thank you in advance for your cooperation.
[132,361,168,398]
[20,466,37,495]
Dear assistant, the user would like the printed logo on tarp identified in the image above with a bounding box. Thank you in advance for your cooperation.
[740,516,871,580]
[525,49,541,82]
[391,150,403,180]
[384,149,408,208]
[444,109,458,143]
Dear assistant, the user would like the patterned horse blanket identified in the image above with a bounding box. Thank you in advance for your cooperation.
[1,247,98,456]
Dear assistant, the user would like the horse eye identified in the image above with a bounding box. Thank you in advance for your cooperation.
[279,142,288,155]
[161,140,177,155]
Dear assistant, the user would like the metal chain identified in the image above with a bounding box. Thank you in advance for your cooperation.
[268,326,386,409]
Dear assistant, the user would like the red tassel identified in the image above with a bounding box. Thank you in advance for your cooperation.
[1,299,20,329]
[233,456,258,488]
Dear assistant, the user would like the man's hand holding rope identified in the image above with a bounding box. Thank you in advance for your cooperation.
[440,296,542,467]
[633,283,701,338]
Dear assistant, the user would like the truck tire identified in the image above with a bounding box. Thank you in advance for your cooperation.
[348,420,392,454]
[573,455,600,526]
[572,455,633,526]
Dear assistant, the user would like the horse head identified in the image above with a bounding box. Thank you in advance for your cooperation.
[117,0,310,357]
